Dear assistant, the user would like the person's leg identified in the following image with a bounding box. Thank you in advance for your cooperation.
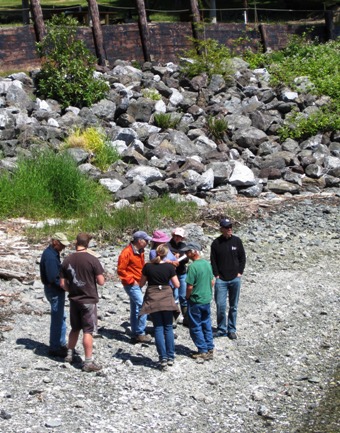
[124,284,147,336]
[227,277,241,334]
[163,311,175,361]
[188,302,208,353]
[178,273,187,311]
[44,285,67,350]
[201,303,214,351]
[150,312,167,361]
[83,333,93,359]
[81,303,102,372]
[214,278,228,335]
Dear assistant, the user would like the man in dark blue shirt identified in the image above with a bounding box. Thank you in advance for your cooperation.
[40,232,70,357]
[210,219,246,340]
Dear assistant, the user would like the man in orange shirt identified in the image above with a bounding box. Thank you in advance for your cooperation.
[117,231,153,344]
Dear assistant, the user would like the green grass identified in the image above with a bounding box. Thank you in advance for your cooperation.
[25,195,199,245]
[0,149,110,219]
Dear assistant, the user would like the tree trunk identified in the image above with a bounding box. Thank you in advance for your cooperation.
[30,0,45,42]
[136,0,151,62]
[87,0,106,66]
[189,0,201,41]
[22,0,30,25]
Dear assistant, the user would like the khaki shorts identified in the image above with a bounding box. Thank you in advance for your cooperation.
[70,300,97,334]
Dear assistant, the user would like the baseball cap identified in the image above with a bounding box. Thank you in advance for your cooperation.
[172,227,186,238]
[132,230,152,241]
[220,218,232,228]
[180,242,201,252]
[52,232,70,246]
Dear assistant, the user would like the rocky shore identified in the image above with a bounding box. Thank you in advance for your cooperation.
[0,194,339,433]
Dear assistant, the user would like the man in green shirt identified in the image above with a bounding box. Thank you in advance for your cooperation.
[180,242,214,360]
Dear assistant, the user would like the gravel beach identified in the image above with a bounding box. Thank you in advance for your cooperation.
[0,195,339,433]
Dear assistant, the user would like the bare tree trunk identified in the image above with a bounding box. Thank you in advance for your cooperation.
[87,0,106,66]
[243,0,249,24]
[136,0,151,62]
[30,0,45,42]
[209,0,217,24]
[189,0,201,40]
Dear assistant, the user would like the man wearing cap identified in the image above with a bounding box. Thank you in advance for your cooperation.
[117,231,153,344]
[210,219,246,340]
[181,242,214,360]
[40,232,70,357]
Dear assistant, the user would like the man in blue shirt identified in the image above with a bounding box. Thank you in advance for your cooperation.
[40,232,70,357]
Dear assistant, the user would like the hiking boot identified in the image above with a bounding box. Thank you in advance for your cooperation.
[134,334,152,344]
[227,332,237,340]
[64,353,74,364]
[191,351,208,360]
[48,346,68,358]
[206,350,214,360]
[159,359,168,370]
[213,331,228,338]
[167,359,174,366]
[82,361,102,373]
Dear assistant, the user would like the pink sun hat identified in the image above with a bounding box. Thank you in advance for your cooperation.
[151,230,171,243]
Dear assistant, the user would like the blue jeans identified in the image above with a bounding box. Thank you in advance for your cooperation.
[150,311,175,361]
[214,277,241,334]
[188,301,214,353]
[178,273,187,309]
[44,285,67,349]
[124,284,147,336]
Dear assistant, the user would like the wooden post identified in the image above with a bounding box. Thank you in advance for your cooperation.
[22,0,30,25]
[325,9,335,41]
[30,0,46,42]
[87,0,106,66]
[189,0,201,40]
[136,0,151,62]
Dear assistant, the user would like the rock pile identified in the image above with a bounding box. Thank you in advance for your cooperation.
[0,196,339,432]
[0,60,339,205]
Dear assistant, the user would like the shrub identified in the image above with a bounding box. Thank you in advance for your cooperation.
[0,149,109,219]
[142,88,162,100]
[154,112,182,129]
[180,37,233,79]
[64,127,120,171]
[36,14,108,109]
[207,116,228,142]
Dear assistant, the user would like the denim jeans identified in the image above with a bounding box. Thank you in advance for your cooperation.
[124,284,147,336]
[150,311,175,361]
[214,276,241,334]
[188,301,214,353]
[178,273,187,309]
[44,285,67,350]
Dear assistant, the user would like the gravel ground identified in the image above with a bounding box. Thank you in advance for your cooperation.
[0,195,339,433]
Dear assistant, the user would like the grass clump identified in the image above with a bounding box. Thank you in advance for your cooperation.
[26,195,199,244]
[141,88,162,101]
[64,127,120,171]
[0,149,109,219]
[180,37,233,79]
[207,116,228,142]
[36,14,108,109]
[154,112,182,129]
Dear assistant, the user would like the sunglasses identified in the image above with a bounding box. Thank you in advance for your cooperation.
[221,225,232,229]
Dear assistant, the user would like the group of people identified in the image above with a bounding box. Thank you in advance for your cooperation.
[40,219,246,372]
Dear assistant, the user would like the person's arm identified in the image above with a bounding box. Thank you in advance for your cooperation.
[60,277,69,292]
[238,239,246,276]
[170,275,180,289]
[210,242,219,278]
[117,248,135,285]
[186,284,193,300]
[96,274,105,286]
[140,275,147,287]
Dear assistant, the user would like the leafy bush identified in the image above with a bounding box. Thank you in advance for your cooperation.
[278,102,340,140]
[207,116,228,141]
[64,127,120,171]
[154,112,182,129]
[180,37,233,79]
[0,150,109,219]
[36,14,108,109]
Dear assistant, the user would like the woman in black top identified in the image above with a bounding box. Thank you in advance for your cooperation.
[140,245,180,369]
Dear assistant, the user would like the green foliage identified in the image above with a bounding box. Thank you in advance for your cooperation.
[36,14,108,109]
[278,102,340,140]
[64,127,120,171]
[141,88,162,101]
[180,37,233,79]
[0,149,109,219]
[243,35,340,99]
[207,116,228,141]
[154,112,182,129]
[26,195,199,244]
